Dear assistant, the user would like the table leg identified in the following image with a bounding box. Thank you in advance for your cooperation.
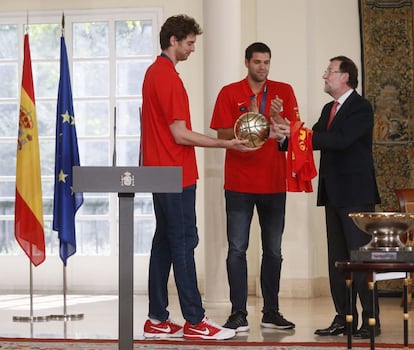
[367,272,375,350]
[345,271,353,350]
[403,277,409,349]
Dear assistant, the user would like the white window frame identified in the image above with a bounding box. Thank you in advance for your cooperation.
[0,8,162,293]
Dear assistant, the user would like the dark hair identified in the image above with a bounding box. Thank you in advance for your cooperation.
[245,42,271,61]
[330,55,358,89]
[159,14,203,50]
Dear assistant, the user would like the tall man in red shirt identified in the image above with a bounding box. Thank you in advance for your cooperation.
[141,15,253,341]
[210,42,300,332]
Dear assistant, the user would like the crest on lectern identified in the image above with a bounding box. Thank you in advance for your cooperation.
[120,171,135,187]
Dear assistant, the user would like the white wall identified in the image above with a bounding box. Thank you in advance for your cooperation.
[0,0,362,297]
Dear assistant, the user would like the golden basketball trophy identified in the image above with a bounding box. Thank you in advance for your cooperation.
[234,112,270,148]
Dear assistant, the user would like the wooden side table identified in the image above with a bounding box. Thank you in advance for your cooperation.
[335,261,414,350]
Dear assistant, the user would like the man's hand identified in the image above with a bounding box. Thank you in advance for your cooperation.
[269,96,289,125]
[249,95,259,113]
[269,118,290,141]
[225,138,260,152]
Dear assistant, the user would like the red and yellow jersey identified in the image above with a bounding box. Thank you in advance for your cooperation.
[210,78,300,193]
[141,55,198,187]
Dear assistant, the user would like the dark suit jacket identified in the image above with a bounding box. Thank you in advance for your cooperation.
[312,90,381,207]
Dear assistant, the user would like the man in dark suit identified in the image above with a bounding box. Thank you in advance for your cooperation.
[311,56,381,339]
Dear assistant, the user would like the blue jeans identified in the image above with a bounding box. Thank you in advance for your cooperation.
[225,190,286,314]
[148,185,205,325]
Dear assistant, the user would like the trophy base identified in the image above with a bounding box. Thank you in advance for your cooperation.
[351,249,414,262]
[358,234,412,251]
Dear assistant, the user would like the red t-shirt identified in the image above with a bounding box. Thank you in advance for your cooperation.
[210,78,300,193]
[141,55,198,187]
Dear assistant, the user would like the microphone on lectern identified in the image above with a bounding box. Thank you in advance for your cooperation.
[112,106,116,167]
[139,107,143,166]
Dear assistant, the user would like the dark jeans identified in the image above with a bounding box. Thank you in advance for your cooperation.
[225,190,286,314]
[148,185,204,325]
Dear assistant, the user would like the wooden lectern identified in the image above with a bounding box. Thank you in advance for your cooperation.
[72,166,182,350]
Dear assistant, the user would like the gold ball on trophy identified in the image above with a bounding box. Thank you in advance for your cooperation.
[234,112,270,148]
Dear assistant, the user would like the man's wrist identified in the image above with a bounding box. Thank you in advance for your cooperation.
[278,136,287,144]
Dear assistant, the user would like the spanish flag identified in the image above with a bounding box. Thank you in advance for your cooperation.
[14,33,45,267]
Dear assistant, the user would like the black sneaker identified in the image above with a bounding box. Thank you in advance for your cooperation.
[223,311,249,332]
[261,310,295,329]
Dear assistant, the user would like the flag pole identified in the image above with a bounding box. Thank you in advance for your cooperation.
[29,261,33,319]
[48,266,83,321]
[13,262,49,322]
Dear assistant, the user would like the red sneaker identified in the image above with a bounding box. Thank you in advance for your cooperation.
[143,318,183,338]
[183,316,235,340]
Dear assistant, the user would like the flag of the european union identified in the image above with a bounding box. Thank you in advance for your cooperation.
[53,35,84,266]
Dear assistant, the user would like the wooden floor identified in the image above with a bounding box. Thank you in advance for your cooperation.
[0,293,412,345]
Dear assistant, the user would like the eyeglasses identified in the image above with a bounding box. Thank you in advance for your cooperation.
[324,69,342,75]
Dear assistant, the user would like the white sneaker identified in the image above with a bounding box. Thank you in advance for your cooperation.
[183,316,236,340]
[143,318,183,338]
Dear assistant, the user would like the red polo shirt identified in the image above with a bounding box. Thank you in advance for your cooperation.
[141,55,198,187]
[210,78,300,193]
